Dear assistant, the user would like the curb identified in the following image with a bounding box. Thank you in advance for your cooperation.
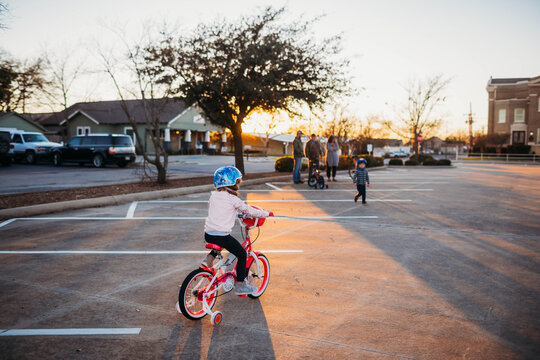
[0,174,293,220]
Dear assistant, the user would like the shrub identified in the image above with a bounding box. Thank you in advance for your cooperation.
[438,159,452,166]
[409,153,434,164]
[389,158,403,165]
[338,155,354,170]
[339,154,384,168]
[274,156,294,172]
[422,158,438,166]
[405,159,419,166]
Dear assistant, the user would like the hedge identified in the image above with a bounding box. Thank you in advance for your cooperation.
[409,153,434,164]
[388,158,403,166]
[274,154,384,172]
[405,159,419,166]
[423,159,452,166]
[274,156,295,172]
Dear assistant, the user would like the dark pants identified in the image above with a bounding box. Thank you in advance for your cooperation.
[205,233,247,282]
[356,184,366,203]
[326,165,336,179]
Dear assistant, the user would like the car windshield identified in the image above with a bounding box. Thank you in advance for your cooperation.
[23,134,49,142]
[113,136,133,146]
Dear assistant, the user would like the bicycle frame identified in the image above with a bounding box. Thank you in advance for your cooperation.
[199,223,262,319]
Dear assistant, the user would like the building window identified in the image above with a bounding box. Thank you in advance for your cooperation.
[497,109,506,123]
[514,108,525,123]
[77,126,90,136]
[537,128,540,144]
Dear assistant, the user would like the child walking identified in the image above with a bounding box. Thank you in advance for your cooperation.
[353,158,370,204]
[202,166,272,295]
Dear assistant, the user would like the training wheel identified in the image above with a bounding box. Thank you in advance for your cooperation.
[211,312,223,326]
[175,301,181,314]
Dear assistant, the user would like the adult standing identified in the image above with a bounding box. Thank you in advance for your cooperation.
[292,130,304,184]
[326,135,339,181]
[305,133,322,178]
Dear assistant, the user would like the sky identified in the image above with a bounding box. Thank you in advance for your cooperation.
[1,0,539,136]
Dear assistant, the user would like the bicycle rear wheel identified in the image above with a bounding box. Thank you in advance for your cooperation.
[248,254,270,298]
[178,269,216,320]
[307,175,318,187]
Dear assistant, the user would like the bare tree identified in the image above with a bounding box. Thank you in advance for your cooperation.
[0,1,9,30]
[97,26,176,184]
[146,7,351,174]
[0,54,46,112]
[384,74,450,154]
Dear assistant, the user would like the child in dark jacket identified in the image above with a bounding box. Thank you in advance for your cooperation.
[352,158,370,204]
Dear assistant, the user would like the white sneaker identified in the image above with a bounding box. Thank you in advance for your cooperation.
[235,281,257,295]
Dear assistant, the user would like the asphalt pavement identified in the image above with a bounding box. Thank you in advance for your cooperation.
[0,155,279,195]
[0,163,539,359]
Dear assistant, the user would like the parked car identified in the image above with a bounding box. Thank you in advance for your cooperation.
[51,134,136,168]
[9,129,62,164]
[0,129,14,166]
[389,150,409,158]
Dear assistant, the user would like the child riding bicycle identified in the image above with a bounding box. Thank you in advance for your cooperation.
[202,166,272,295]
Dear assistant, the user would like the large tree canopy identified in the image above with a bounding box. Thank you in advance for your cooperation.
[146,7,350,173]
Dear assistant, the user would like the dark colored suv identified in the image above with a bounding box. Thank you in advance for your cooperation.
[52,134,136,168]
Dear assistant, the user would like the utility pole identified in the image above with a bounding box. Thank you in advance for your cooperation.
[465,103,475,151]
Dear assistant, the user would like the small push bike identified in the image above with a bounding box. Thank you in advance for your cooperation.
[307,160,326,189]
[176,211,273,326]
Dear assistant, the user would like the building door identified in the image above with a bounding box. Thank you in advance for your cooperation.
[512,131,525,144]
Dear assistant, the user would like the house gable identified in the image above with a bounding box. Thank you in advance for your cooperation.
[168,106,222,132]
[0,112,47,133]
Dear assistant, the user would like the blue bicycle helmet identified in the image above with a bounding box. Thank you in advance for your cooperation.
[357,158,367,165]
[213,166,242,188]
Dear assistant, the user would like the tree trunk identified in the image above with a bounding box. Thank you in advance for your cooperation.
[156,162,167,184]
[413,126,419,154]
[231,125,245,175]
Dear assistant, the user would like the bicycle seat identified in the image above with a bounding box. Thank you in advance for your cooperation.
[205,243,223,251]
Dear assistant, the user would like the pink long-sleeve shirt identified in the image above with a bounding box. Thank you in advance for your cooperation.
[204,190,270,234]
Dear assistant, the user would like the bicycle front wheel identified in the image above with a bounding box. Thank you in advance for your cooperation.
[178,269,216,320]
[248,254,270,298]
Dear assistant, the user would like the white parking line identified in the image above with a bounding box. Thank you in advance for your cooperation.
[242,189,433,192]
[125,201,138,219]
[265,182,282,191]
[143,199,411,203]
[0,250,304,255]
[0,219,17,229]
[0,328,141,336]
[0,215,379,228]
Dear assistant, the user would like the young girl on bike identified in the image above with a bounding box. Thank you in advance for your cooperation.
[201,166,272,295]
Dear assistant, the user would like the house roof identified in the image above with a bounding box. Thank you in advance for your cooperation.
[39,98,189,126]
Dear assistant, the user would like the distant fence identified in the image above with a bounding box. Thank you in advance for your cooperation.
[461,153,538,163]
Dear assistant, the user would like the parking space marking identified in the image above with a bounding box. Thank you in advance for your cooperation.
[142,199,411,203]
[125,201,138,219]
[265,182,282,191]
[0,215,380,228]
[242,189,433,192]
[0,328,141,336]
[0,250,303,255]
[0,218,17,228]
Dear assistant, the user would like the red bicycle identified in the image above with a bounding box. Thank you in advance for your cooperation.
[176,211,273,326]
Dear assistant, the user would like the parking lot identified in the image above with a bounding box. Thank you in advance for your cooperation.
[0,163,539,359]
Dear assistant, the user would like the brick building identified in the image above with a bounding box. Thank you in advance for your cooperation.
[486,76,540,153]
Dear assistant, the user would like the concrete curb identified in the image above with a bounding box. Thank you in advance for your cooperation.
[0,173,293,220]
